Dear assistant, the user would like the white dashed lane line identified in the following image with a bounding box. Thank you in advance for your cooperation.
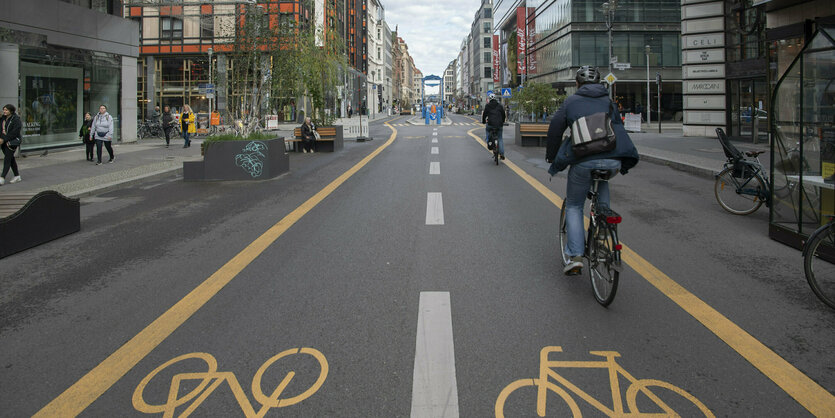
[429,162,440,175]
[425,192,444,225]
[410,291,459,418]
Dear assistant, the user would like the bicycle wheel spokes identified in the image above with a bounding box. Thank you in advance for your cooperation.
[804,226,835,309]
[714,168,765,215]
[559,206,570,266]
[589,225,619,306]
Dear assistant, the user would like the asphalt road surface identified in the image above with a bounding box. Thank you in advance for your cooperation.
[1,114,833,417]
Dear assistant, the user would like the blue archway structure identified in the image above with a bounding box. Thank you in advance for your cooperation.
[422,75,444,125]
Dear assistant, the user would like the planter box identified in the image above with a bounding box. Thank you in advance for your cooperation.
[184,137,289,181]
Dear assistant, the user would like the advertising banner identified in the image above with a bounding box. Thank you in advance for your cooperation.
[516,7,526,75]
[526,7,536,74]
[492,35,500,84]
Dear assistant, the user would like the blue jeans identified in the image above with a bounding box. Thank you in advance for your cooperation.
[486,126,504,155]
[183,130,190,146]
[564,159,621,257]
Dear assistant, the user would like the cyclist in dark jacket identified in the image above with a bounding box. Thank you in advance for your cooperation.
[482,93,507,159]
[545,66,639,275]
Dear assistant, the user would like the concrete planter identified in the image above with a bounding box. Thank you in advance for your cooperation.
[183,137,289,181]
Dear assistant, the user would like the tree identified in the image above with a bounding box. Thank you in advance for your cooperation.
[510,82,565,122]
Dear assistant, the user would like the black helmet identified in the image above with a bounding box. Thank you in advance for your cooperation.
[576,66,601,85]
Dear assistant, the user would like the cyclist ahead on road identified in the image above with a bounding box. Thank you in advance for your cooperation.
[545,66,639,275]
[482,92,507,160]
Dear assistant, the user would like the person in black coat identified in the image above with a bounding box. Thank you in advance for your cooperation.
[481,93,506,159]
[544,66,639,276]
[300,116,316,153]
[0,104,22,185]
[79,112,94,161]
[161,106,174,147]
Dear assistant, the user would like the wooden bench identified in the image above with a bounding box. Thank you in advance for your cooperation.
[516,123,550,147]
[0,191,80,259]
[289,126,344,152]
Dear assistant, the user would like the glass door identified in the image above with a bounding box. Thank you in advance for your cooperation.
[739,79,754,138]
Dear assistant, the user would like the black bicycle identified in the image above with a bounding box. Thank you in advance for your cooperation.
[559,170,623,306]
[137,119,164,139]
[714,128,771,215]
[487,126,500,165]
[803,218,835,309]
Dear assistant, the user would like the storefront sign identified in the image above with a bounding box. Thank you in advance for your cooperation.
[682,33,724,50]
[684,95,726,110]
[526,7,536,74]
[684,64,725,79]
[684,80,725,94]
[683,48,725,64]
[516,7,527,75]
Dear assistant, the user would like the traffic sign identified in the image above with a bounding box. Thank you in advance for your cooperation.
[613,63,631,70]
[501,88,512,98]
[487,90,494,97]
[604,73,617,85]
[610,56,618,64]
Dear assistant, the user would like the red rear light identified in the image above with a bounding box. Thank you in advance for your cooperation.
[614,244,622,251]
[606,216,622,224]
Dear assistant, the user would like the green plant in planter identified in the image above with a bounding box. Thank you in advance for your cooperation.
[201,132,275,155]
[511,82,565,121]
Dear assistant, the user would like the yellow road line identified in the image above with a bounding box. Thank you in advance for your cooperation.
[465,129,835,416]
[35,119,403,417]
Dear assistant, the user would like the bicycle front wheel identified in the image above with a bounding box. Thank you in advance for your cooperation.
[714,167,765,215]
[803,224,835,309]
[589,223,619,306]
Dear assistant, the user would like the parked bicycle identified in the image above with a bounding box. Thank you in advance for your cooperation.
[559,169,623,306]
[714,128,772,215]
[803,217,835,309]
[137,119,164,139]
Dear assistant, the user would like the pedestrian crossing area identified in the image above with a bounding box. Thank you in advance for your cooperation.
[388,122,483,127]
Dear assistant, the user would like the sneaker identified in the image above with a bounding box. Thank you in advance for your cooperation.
[563,256,583,275]
[303,149,308,153]
[108,158,114,164]
[96,161,102,165]
[500,154,505,160]
[0,177,4,185]
[310,150,315,153]
[10,176,21,184]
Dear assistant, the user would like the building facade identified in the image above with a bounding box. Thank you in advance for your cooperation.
[492,0,682,122]
[383,21,394,113]
[469,0,494,108]
[0,0,139,149]
[444,59,456,104]
[367,0,384,116]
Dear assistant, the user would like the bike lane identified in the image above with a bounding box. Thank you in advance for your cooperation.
[26,115,833,416]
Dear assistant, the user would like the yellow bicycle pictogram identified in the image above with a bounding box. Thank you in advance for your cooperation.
[496,346,714,417]
[133,347,328,417]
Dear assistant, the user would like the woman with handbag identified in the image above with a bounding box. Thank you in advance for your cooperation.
[181,104,196,148]
[0,104,22,185]
[91,104,115,165]
[79,112,94,161]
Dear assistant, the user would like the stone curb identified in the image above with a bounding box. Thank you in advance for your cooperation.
[638,151,718,180]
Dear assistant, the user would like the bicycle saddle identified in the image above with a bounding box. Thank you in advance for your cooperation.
[745,150,766,158]
[591,169,614,180]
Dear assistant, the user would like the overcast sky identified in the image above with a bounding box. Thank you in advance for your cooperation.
[383,0,482,82]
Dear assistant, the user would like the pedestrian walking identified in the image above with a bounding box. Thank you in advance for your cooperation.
[181,104,195,148]
[0,104,23,185]
[162,105,173,147]
[152,105,161,122]
[300,116,316,154]
[79,112,94,161]
[91,104,115,165]
[347,104,353,118]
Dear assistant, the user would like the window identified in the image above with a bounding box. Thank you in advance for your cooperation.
[377,47,381,60]
[484,22,491,33]
[161,17,183,40]
[377,28,381,40]
[201,14,213,39]
[484,8,492,18]
[484,51,491,62]
[483,37,490,48]
[484,67,491,78]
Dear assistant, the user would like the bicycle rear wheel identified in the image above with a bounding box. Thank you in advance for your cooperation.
[589,223,619,306]
[803,224,835,309]
[558,205,570,266]
[714,167,765,215]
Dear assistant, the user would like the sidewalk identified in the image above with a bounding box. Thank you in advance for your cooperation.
[0,120,764,199]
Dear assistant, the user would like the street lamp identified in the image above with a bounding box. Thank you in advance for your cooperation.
[602,0,617,100]
[645,45,650,127]
[208,47,213,117]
